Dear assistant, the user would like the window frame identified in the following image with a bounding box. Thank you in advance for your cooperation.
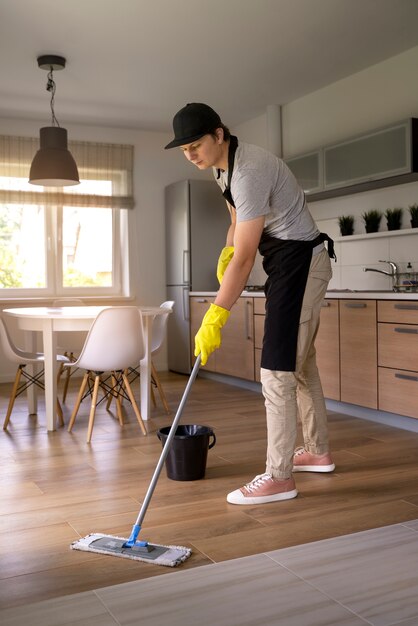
[0,135,133,300]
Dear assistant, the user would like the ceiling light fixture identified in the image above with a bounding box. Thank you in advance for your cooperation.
[29,54,80,187]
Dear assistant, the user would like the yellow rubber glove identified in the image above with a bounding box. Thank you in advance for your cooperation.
[194,303,230,366]
[216,246,234,285]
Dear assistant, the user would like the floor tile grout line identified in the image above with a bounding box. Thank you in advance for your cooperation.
[93,590,123,626]
[263,553,375,625]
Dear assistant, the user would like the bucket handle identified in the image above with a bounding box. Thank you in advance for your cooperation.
[157,430,216,448]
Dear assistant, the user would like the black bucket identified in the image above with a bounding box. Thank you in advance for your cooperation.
[157,424,216,481]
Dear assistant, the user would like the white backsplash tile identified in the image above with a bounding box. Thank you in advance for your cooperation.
[340,237,390,266]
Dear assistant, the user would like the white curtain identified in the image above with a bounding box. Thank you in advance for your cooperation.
[0,135,134,209]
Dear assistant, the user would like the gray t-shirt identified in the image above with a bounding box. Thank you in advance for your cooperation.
[215,141,319,241]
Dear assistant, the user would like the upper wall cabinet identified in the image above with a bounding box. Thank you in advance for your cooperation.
[285,118,418,201]
[285,150,323,194]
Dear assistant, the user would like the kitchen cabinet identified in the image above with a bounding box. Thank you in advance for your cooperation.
[378,301,418,419]
[191,293,418,422]
[285,150,323,194]
[254,297,266,382]
[316,299,340,400]
[339,299,377,409]
[287,118,418,201]
[324,120,414,190]
[190,296,255,380]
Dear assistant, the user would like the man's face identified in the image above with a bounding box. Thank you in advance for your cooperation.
[179,133,223,170]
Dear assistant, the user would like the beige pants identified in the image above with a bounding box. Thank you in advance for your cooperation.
[260,248,332,479]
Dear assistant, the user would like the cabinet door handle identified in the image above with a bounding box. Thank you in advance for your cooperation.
[395,373,418,382]
[394,327,418,334]
[195,298,208,303]
[394,304,418,310]
[321,301,330,308]
[245,299,253,340]
[344,302,367,308]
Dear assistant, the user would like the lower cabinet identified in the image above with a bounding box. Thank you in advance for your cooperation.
[377,301,418,419]
[190,296,255,380]
[316,299,340,401]
[253,297,265,382]
[339,299,377,409]
[190,294,418,421]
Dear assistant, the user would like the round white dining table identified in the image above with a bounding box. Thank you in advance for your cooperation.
[3,305,167,432]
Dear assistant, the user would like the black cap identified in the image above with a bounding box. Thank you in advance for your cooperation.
[165,103,222,149]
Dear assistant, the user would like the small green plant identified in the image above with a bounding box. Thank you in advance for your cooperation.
[385,207,403,231]
[362,210,382,234]
[338,215,354,236]
[409,203,418,228]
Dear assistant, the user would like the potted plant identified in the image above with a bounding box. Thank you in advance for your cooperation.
[362,210,382,233]
[338,215,354,236]
[385,207,403,231]
[409,204,418,228]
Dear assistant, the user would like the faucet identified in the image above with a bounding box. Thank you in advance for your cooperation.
[363,260,399,290]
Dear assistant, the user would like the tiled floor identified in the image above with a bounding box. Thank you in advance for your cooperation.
[2,520,418,626]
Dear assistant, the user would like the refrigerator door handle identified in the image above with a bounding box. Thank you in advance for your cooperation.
[182,287,190,321]
[182,250,190,284]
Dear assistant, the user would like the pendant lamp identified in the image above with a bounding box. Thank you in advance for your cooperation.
[29,55,80,187]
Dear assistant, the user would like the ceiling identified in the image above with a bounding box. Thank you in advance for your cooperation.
[1,0,418,132]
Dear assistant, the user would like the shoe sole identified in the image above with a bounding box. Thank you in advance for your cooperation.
[292,464,335,473]
[226,488,298,505]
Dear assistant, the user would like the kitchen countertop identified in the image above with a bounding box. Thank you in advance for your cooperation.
[190,290,418,300]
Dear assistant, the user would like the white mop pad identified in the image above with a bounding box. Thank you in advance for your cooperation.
[71,533,192,567]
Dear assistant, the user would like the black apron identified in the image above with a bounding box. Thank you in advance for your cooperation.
[259,232,335,371]
[220,136,336,372]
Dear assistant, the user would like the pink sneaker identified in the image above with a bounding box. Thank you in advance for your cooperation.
[227,473,298,505]
[292,447,335,473]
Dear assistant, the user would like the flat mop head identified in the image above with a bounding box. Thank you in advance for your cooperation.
[71,533,192,567]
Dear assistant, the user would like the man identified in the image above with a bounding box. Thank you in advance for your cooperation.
[165,103,336,505]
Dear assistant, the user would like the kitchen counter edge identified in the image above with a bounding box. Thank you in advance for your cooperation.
[190,291,418,300]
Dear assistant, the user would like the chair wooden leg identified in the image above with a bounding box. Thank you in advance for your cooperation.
[87,374,100,443]
[62,366,72,403]
[113,372,124,426]
[57,399,64,427]
[57,360,65,384]
[150,382,157,408]
[68,372,89,433]
[122,371,147,435]
[151,362,170,414]
[105,374,117,410]
[3,366,23,430]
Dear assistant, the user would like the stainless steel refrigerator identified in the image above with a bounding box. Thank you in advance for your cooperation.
[165,179,230,374]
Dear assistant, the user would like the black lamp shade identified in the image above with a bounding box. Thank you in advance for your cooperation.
[29,127,80,186]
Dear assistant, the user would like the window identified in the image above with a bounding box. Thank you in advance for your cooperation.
[0,135,134,298]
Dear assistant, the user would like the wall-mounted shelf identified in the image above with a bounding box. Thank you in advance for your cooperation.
[335,227,418,242]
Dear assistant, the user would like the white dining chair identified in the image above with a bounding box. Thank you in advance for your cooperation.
[124,301,174,415]
[65,306,147,443]
[0,317,70,430]
[53,298,85,403]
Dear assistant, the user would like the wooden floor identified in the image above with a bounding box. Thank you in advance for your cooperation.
[1,371,418,610]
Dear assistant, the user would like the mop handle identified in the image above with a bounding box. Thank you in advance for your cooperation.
[134,355,201,528]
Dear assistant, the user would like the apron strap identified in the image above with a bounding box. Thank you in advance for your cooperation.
[312,233,337,262]
[221,136,238,208]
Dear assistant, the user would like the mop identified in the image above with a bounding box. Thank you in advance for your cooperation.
[71,356,201,567]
